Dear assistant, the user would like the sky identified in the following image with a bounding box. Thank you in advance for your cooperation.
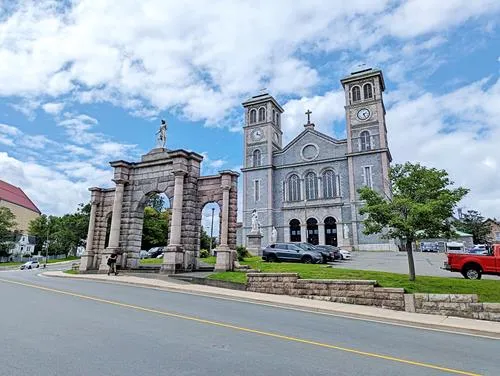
[1,0,500,236]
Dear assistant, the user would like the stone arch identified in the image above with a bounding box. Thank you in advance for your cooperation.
[80,148,239,274]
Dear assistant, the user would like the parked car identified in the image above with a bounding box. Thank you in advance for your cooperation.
[139,250,149,259]
[263,243,323,264]
[314,245,341,261]
[338,249,352,260]
[20,260,39,270]
[443,244,499,279]
[467,248,489,255]
[156,253,164,259]
[148,247,164,258]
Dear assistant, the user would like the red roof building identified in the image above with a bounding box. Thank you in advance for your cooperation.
[0,180,41,232]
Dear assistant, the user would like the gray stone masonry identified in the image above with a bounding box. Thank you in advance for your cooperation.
[246,273,500,322]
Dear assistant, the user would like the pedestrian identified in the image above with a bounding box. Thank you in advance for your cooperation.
[107,253,118,276]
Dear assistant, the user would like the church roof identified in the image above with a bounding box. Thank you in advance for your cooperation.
[340,67,385,91]
[0,180,41,214]
[276,127,346,155]
[241,92,284,112]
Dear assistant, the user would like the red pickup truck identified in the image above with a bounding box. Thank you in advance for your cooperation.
[444,244,500,279]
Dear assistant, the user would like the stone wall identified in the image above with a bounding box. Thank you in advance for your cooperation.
[247,273,405,310]
[246,273,500,322]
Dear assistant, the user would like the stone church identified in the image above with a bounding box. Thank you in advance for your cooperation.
[241,67,396,251]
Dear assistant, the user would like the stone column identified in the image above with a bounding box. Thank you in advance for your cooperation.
[284,225,291,243]
[215,183,233,271]
[79,198,98,272]
[336,222,345,247]
[161,171,186,273]
[318,223,325,245]
[99,180,126,272]
[300,224,307,243]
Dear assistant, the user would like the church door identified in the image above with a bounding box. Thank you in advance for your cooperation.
[306,218,319,245]
[289,219,301,242]
[324,217,338,246]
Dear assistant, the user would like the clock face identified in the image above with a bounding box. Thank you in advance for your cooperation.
[251,128,263,141]
[357,108,371,121]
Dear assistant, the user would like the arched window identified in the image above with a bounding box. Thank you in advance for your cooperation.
[352,86,361,102]
[322,170,336,198]
[324,217,338,246]
[305,172,318,200]
[287,174,301,202]
[289,219,301,242]
[363,83,373,99]
[360,131,371,151]
[258,107,266,122]
[272,109,276,123]
[249,109,257,124]
[276,113,280,127]
[306,217,319,245]
[252,149,261,167]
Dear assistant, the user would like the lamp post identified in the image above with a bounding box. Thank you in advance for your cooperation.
[209,207,215,255]
[304,198,308,243]
[44,220,50,268]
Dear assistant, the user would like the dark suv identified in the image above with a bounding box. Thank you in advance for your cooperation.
[263,243,323,264]
[314,245,341,261]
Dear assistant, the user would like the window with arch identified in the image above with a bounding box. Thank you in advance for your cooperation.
[258,107,266,122]
[352,86,361,102]
[287,174,301,201]
[276,113,280,127]
[363,83,373,99]
[289,219,301,242]
[249,109,257,124]
[252,149,261,167]
[360,130,371,151]
[272,109,276,123]
[305,172,318,200]
[322,170,336,198]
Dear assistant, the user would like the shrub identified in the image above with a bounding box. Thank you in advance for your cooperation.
[199,249,209,258]
[236,246,249,261]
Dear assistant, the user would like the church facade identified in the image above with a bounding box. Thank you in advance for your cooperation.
[241,68,396,251]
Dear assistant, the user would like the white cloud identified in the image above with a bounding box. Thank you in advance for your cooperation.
[0,123,21,136]
[42,102,65,115]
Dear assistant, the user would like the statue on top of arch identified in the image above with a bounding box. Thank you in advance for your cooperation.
[156,120,167,149]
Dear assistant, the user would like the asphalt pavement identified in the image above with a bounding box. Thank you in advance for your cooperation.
[0,268,498,376]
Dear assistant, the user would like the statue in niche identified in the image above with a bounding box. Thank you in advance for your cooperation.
[251,209,261,234]
[271,226,277,243]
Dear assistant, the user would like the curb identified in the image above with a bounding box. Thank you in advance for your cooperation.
[44,272,500,339]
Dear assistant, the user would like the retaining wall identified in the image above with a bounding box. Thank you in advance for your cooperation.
[246,273,500,322]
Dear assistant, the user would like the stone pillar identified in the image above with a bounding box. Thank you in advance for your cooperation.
[99,180,126,272]
[318,223,325,245]
[284,225,291,243]
[215,182,234,271]
[79,197,98,272]
[300,224,307,243]
[161,171,186,273]
[336,222,345,247]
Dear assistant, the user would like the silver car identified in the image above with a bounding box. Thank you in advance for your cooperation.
[263,243,323,264]
[20,260,39,270]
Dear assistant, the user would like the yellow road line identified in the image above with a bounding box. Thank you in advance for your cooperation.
[0,277,481,376]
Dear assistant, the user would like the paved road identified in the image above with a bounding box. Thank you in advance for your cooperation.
[338,251,500,279]
[0,270,498,376]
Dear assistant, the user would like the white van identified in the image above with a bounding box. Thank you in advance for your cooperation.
[445,242,465,253]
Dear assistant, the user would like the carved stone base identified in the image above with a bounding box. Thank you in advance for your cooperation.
[247,232,263,256]
[160,245,184,274]
[79,252,94,272]
[214,245,236,272]
[98,247,121,273]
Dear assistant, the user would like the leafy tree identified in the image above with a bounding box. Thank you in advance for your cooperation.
[146,194,168,212]
[200,227,216,251]
[454,210,490,244]
[141,207,170,250]
[0,207,17,257]
[358,162,468,281]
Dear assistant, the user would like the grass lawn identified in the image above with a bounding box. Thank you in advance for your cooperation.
[64,269,79,275]
[139,258,163,265]
[201,256,216,265]
[47,256,79,264]
[0,261,22,267]
[209,257,500,303]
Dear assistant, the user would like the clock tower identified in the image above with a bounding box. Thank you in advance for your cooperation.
[341,68,392,246]
[241,92,283,245]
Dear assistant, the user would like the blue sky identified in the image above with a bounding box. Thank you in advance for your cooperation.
[1,0,500,234]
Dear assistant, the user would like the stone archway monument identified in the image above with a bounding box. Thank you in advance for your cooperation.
[80,122,239,273]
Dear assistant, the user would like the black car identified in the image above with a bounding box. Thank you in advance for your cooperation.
[314,245,341,261]
[263,243,323,264]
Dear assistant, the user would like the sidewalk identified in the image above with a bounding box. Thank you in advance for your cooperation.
[44,271,500,338]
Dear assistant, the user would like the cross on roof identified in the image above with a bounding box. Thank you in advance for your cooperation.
[305,109,312,124]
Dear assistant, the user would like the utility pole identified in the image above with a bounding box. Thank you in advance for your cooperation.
[304,198,308,243]
[209,207,215,255]
[44,220,50,268]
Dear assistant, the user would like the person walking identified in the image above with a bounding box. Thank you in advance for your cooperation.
[107,253,118,276]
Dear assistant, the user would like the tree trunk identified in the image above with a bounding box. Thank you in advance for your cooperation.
[406,239,416,281]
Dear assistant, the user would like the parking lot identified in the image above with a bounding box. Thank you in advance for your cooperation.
[336,251,499,279]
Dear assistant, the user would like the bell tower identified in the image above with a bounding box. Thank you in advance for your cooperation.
[241,92,283,246]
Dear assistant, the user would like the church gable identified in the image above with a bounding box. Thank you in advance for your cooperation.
[274,129,347,166]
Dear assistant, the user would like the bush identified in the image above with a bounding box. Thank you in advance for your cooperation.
[236,246,250,261]
[199,249,209,258]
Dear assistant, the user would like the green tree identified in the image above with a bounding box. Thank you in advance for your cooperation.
[454,210,490,245]
[141,207,170,250]
[0,207,17,257]
[358,162,468,281]
[146,194,168,212]
[200,227,215,251]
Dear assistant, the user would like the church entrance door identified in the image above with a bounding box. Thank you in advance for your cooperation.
[289,219,301,242]
[306,218,319,245]
[324,216,337,246]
